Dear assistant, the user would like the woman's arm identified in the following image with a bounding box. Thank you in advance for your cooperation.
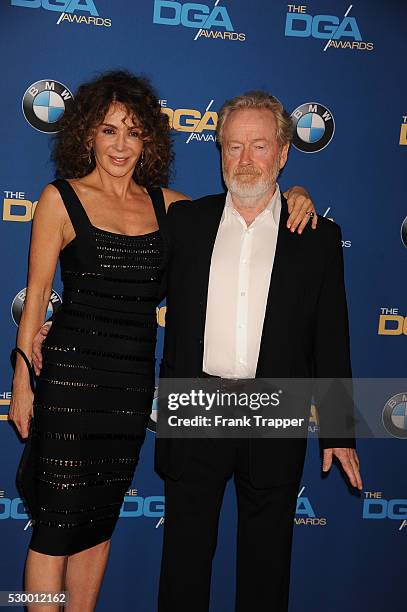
[163,186,317,233]
[9,184,67,438]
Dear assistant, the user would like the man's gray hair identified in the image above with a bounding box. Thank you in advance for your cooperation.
[216,90,294,149]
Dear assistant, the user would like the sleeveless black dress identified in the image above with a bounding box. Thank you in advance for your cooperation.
[19,179,167,556]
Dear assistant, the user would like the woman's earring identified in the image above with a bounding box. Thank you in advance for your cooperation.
[87,144,94,165]
[139,151,144,168]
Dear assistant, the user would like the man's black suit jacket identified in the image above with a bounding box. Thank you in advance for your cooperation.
[155,193,355,487]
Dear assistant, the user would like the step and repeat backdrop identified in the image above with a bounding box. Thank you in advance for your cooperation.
[0,1,406,610]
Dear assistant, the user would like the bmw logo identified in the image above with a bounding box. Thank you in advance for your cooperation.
[11,288,62,326]
[291,102,335,153]
[22,79,74,133]
[401,215,407,248]
[382,393,407,439]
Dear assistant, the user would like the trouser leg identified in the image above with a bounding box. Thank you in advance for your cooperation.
[158,440,235,612]
[234,449,298,611]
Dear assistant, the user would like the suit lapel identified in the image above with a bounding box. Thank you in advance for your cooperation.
[195,194,226,341]
[256,195,305,376]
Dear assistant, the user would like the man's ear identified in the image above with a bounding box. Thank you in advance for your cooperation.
[279,143,290,170]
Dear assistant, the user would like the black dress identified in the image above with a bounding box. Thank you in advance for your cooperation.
[18,179,166,556]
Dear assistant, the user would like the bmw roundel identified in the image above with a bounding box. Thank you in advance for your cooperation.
[11,287,62,326]
[291,102,335,153]
[22,79,74,133]
[382,393,407,439]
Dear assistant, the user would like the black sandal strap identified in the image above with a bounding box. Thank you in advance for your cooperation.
[10,348,36,393]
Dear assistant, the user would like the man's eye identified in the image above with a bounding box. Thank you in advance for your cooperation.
[130,131,140,138]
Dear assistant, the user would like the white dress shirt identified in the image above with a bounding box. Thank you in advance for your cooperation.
[203,185,281,378]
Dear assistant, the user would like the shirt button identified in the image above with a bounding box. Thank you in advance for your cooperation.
[241,291,246,297]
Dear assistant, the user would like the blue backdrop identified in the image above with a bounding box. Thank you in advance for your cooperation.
[0,1,406,610]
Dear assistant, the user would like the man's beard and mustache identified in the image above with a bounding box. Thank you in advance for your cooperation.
[223,158,280,208]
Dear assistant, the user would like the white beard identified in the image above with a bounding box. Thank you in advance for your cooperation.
[223,161,280,208]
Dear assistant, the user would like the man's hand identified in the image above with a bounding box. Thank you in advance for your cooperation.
[284,186,318,234]
[32,321,52,375]
[323,448,362,490]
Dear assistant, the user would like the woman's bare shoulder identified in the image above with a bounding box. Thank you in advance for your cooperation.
[30,183,70,240]
[35,183,67,218]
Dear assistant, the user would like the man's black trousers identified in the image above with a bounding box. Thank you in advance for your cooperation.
[158,438,299,612]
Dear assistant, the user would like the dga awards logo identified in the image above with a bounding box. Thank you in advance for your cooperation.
[0,490,29,522]
[22,80,74,133]
[284,4,373,51]
[160,99,218,143]
[291,103,335,153]
[378,308,407,336]
[10,0,111,27]
[11,288,62,326]
[319,206,352,248]
[382,393,407,439]
[3,190,38,222]
[363,491,407,531]
[121,488,164,526]
[153,0,246,41]
[295,486,327,526]
[0,392,12,418]
[400,116,407,145]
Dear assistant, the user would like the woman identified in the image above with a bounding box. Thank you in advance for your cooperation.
[9,70,316,611]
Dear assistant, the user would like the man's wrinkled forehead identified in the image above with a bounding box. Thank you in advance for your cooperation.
[223,108,277,142]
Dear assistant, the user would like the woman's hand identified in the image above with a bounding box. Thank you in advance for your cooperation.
[32,321,52,376]
[9,386,34,439]
[283,186,318,234]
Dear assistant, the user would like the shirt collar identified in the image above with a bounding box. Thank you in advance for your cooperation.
[225,184,281,227]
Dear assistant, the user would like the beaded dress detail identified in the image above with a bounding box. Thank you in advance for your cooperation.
[19,179,166,555]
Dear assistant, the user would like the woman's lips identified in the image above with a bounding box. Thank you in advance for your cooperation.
[109,156,129,165]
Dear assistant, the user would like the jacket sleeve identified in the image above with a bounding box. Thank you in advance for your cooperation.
[313,224,356,449]
[158,200,184,377]
[156,199,183,304]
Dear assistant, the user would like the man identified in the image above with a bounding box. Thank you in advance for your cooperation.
[156,91,362,611]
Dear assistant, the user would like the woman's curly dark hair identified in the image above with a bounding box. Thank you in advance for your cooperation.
[52,70,173,187]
